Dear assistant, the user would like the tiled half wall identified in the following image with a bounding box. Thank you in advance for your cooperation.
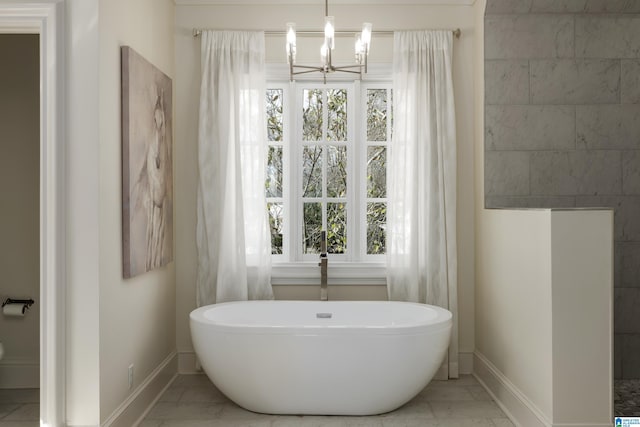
[484,0,640,379]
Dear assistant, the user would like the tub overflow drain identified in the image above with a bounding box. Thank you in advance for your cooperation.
[316,312,332,319]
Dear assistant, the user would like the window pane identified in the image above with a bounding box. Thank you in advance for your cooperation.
[303,202,322,254]
[327,146,347,198]
[328,202,346,254]
[266,146,283,198]
[266,89,283,142]
[267,202,284,254]
[327,89,347,142]
[367,89,387,142]
[367,146,386,198]
[302,146,323,197]
[367,202,386,255]
[303,89,323,141]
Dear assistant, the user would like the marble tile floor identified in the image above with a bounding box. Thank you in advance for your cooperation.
[141,374,515,427]
[0,388,40,427]
[3,377,635,425]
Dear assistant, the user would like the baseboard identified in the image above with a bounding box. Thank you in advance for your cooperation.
[474,351,548,427]
[0,358,39,389]
[102,351,177,427]
[473,352,612,427]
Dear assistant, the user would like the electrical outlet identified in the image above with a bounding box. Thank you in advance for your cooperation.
[128,364,134,389]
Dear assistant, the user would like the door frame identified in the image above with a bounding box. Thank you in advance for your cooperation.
[0,1,65,425]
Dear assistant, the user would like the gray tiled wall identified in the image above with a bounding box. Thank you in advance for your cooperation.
[484,0,640,379]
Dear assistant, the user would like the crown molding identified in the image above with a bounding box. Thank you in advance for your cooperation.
[175,0,476,5]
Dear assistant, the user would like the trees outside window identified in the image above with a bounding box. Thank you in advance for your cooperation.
[265,82,391,263]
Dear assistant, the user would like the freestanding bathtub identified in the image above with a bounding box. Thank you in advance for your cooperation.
[190,300,452,416]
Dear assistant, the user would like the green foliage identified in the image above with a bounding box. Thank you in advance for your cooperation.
[266,89,284,254]
[327,203,346,254]
[302,146,323,197]
[267,203,283,254]
[327,89,347,141]
[266,89,283,142]
[266,86,390,257]
[367,89,387,142]
[327,146,347,198]
[367,202,386,255]
[303,89,323,141]
[367,146,386,198]
[303,202,322,254]
[266,146,283,198]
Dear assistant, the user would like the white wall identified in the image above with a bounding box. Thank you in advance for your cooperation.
[0,34,40,389]
[63,0,177,424]
[550,211,613,424]
[474,208,613,426]
[474,3,612,423]
[98,0,176,423]
[475,209,554,418]
[65,0,101,422]
[174,2,478,371]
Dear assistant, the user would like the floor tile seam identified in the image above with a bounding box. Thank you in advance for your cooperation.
[173,386,187,403]
[465,384,494,402]
[0,404,24,421]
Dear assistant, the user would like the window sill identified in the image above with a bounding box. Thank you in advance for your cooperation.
[271,262,386,286]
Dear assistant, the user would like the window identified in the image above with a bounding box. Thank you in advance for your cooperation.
[266,88,285,255]
[265,81,392,274]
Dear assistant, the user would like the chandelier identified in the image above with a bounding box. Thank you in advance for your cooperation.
[286,0,372,82]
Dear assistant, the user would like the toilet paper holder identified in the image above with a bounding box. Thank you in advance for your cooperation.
[2,298,34,314]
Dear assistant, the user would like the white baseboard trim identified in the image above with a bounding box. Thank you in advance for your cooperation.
[473,352,612,427]
[0,358,39,389]
[102,351,177,427]
[474,351,548,427]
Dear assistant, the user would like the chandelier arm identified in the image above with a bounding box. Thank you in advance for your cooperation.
[292,65,326,71]
[292,68,326,75]
[332,65,365,71]
[329,69,362,75]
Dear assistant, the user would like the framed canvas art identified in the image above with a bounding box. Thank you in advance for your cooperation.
[121,46,173,278]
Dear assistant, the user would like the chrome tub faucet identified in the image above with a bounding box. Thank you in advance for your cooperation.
[319,230,328,301]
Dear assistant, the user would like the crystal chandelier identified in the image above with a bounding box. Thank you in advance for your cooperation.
[286,0,372,82]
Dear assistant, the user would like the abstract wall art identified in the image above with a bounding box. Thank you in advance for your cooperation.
[121,46,173,278]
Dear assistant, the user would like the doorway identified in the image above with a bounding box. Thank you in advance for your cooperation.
[0,34,40,421]
[0,2,66,426]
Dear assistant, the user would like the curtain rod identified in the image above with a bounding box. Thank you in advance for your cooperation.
[192,28,461,39]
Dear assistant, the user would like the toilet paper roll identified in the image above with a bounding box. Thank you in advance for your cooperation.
[3,303,25,317]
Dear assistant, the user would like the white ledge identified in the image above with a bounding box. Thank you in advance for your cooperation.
[272,262,386,285]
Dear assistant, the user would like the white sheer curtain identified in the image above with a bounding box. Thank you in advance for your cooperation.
[387,30,458,379]
[196,31,273,305]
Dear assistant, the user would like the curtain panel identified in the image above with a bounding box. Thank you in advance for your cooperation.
[387,30,459,379]
[196,30,273,305]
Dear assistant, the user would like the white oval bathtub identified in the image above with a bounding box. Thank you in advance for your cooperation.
[190,300,452,416]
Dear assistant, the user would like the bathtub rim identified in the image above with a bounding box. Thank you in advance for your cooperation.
[190,300,452,336]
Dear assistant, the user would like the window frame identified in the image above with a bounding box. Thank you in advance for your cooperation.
[360,82,392,263]
[266,71,391,286]
[265,84,291,264]
[294,82,355,263]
